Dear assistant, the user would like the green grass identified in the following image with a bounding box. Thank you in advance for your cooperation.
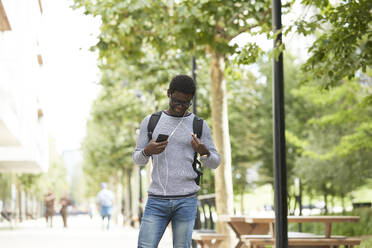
[233,183,372,215]
[353,185,372,203]
[234,184,274,214]
[360,236,372,248]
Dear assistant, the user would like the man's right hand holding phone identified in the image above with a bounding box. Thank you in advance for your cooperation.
[143,139,168,156]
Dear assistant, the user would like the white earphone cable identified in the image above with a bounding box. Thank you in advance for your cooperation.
[156,111,188,195]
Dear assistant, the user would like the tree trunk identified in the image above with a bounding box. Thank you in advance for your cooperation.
[131,165,140,228]
[124,169,132,226]
[113,171,123,225]
[341,193,345,214]
[25,191,28,219]
[323,190,328,214]
[291,194,296,215]
[210,51,234,248]
[17,184,23,223]
[240,191,245,215]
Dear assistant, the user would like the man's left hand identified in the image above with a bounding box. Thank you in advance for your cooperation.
[191,134,210,156]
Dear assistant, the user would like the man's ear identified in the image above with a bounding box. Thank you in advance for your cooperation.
[167,89,171,98]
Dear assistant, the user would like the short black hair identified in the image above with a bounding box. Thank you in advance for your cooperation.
[168,75,196,95]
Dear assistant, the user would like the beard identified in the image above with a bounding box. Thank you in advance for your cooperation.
[170,103,187,117]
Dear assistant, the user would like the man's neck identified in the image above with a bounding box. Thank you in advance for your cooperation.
[165,109,188,117]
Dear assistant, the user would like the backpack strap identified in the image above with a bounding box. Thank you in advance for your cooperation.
[192,115,204,185]
[147,111,162,141]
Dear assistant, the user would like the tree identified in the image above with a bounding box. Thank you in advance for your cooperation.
[274,0,372,211]
[293,0,372,89]
[291,80,372,209]
[82,82,155,222]
[225,65,263,213]
[254,49,372,211]
[72,1,283,243]
[254,54,313,189]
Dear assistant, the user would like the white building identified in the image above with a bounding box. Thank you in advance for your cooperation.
[0,0,48,173]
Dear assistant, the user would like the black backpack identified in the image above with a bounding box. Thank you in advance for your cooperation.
[147,111,204,185]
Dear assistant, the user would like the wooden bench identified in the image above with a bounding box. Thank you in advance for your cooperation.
[192,232,228,248]
[192,194,227,248]
[241,235,361,248]
[220,215,361,248]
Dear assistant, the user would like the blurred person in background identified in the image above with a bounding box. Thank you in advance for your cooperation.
[44,191,55,228]
[59,193,72,228]
[88,198,96,219]
[97,182,114,230]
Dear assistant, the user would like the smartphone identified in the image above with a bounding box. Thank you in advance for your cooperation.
[156,134,169,142]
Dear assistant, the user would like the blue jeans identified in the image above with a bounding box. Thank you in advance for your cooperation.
[100,205,113,217]
[100,206,112,229]
[138,196,197,248]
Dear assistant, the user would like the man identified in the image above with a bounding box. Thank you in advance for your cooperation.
[97,182,114,230]
[133,74,221,248]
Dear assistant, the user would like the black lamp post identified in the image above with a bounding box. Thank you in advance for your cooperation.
[192,56,197,115]
[189,5,288,246]
[272,0,288,247]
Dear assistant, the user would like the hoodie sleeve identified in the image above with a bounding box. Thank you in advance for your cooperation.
[132,115,151,166]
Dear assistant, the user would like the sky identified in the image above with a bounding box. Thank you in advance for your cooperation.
[40,0,101,153]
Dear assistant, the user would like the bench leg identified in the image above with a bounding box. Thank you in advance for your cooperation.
[196,240,224,248]
[197,240,211,248]
[236,241,245,248]
[252,245,265,248]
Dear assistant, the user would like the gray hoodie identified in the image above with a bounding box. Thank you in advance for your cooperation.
[132,111,220,197]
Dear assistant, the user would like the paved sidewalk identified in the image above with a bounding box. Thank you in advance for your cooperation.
[0,214,172,248]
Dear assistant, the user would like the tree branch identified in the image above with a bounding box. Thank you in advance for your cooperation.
[226,2,293,42]
[227,8,271,41]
